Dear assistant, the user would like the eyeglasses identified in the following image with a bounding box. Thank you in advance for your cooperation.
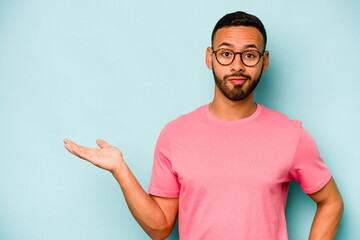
[212,48,265,67]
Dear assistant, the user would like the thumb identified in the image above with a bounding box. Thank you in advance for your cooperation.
[96,138,111,149]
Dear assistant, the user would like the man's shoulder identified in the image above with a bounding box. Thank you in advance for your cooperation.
[157,104,206,139]
[259,104,302,128]
[165,104,206,129]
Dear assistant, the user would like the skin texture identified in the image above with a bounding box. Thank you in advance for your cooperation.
[64,25,343,239]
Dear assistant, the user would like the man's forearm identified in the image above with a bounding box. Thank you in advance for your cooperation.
[309,199,344,240]
[112,161,171,239]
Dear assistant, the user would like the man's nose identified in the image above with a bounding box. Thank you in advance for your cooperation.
[231,53,245,72]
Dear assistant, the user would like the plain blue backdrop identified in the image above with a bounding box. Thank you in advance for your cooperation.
[0,0,359,239]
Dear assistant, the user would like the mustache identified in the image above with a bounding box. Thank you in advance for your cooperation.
[224,72,251,79]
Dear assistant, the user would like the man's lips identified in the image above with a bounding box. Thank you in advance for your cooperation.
[228,77,248,84]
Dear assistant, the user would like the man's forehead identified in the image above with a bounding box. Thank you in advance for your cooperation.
[213,26,265,50]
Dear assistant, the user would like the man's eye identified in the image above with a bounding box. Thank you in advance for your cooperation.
[244,53,255,58]
[221,51,233,57]
[243,51,259,59]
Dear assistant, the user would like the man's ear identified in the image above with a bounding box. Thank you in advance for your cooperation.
[262,50,269,73]
[206,47,213,70]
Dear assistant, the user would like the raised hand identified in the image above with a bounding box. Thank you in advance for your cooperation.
[63,138,125,174]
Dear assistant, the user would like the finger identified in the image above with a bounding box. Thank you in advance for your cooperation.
[72,145,94,161]
[64,141,89,160]
[72,144,88,156]
[96,138,111,149]
[64,139,99,163]
[64,142,83,159]
[67,139,81,148]
[67,140,88,153]
[63,139,76,153]
[64,143,75,154]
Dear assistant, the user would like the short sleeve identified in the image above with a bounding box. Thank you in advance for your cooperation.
[288,126,332,194]
[148,126,180,198]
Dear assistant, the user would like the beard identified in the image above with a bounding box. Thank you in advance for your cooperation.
[212,65,263,101]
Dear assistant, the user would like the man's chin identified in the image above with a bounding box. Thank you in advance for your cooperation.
[225,87,255,101]
[226,95,250,101]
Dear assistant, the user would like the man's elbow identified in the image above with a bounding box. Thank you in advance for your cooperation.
[332,193,344,214]
[319,193,344,218]
[331,196,344,224]
[150,225,174,240]
[336,196,344,217]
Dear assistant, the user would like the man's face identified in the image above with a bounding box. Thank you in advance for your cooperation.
[206,26,269,101]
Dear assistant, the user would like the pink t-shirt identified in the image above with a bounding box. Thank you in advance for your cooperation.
[148,103,331,240]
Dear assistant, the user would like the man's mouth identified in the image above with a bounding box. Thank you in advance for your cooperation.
[228,77,247,85]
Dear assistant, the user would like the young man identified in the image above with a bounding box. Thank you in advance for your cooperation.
[64,11,343,240]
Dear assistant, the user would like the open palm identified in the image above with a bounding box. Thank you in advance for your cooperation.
[63,138,124,174]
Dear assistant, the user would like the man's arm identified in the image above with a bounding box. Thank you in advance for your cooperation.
[308,177,344,240]
[63,138,179,240]
[113,161,179,239]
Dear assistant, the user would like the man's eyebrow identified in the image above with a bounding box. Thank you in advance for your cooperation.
[217,42,234,48]
[243,44,259,50]
[216,42,260,50]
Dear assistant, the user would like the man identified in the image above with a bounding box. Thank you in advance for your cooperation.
[64,11,344,240]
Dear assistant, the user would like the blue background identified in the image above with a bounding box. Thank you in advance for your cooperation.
[0,0,359,239]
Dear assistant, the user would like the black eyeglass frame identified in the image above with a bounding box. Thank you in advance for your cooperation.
[212,48,266,67]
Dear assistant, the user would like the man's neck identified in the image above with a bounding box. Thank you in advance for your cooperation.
[209,93,257,121]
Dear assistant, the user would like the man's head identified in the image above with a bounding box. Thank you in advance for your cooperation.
[211,11,267,52]
[206,11,269,102]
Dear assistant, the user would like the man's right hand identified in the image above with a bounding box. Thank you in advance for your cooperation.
[63,137,178,239]
[63,138,125,175]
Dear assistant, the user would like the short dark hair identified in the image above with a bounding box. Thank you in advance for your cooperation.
[211,11,267,49]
